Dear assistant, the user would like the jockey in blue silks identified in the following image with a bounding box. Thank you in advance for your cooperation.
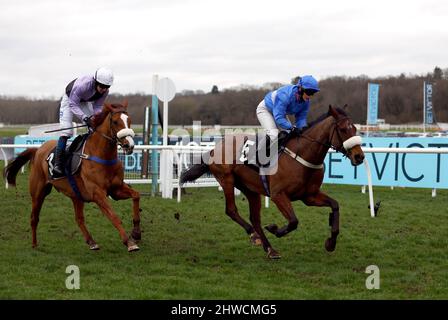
[256,75,320,164]
[53,67,114,176]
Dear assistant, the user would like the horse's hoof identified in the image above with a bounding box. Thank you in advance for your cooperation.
[267,248,281,259]
[128,244,140,252]
[89,244,100,250]
[325,238,336,252]
[249,233,262,246]
[127,239,140,252]
[265,224,278,235]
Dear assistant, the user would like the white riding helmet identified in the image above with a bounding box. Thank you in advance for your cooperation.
[94,67,114,86]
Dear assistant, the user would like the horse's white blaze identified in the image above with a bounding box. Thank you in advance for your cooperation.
[120,114,129,129]
[116,114,135,147]
[343,136,362,150]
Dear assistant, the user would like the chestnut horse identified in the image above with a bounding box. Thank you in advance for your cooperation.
[181,105,364,259]
[3,102,141,252]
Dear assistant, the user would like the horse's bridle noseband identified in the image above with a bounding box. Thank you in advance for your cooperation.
[97,110,135,149]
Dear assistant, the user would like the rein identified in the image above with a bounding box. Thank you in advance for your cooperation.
[285,116,361,169]
[96,110,135,149]
[301,117,350,156]
[98,111,127,146]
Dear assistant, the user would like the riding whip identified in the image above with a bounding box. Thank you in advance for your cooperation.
[44,124,88,133]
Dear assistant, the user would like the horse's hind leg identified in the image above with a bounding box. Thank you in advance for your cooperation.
[30,182,52,248]
[218,175,255,237]
[109,184,141,241]
[303,191,340,252]
[71,199,99,250]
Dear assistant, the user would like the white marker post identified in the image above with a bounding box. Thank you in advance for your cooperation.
[363,159,376,218]
[156,78,176,146]
[156,78,176,198]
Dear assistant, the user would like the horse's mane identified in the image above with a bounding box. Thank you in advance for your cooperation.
[306,107,348,130]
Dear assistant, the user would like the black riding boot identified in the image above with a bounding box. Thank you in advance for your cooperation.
[277,130,289,150]
[53,136,68,176]
[257,134,272,167]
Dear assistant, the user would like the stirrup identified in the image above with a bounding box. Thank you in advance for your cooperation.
[53,165,64,175]
[52,162,65,176]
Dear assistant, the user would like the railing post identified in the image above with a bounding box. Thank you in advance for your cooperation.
[363,159,376,218]
[151,74,159,196]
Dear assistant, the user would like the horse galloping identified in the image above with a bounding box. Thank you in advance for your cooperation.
[181,105,364,259]
[3,102,141,252]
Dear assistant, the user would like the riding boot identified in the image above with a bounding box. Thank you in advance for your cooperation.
[53,136,68,176]
[277,130,289,150]
[257,134,272,167]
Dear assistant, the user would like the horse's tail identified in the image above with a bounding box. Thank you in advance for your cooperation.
[180,163,210,185]
[3,148,37,187]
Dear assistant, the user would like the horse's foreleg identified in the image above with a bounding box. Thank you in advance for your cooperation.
[267,193,299,238]
[93,191,139,252]
[71,199,98,250]
[245,192,263,246]
[303,192,339,252]
[110,184,141,241]
[219,176,255,236]
[242,189,281,259]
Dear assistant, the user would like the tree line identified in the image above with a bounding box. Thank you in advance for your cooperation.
[1,67,448,126]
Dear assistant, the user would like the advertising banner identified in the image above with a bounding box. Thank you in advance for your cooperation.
[367,83,380,125]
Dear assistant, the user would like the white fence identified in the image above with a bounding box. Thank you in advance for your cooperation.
[2,143,448,218]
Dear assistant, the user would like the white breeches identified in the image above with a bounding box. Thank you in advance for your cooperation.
[59,93,94,137]
[256,100,279,140]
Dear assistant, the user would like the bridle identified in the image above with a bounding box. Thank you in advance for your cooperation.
[96,110,135,149]
[298,117,357,157]
[283,116,362,169]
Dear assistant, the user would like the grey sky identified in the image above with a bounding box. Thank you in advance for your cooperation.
[0,0,447,97]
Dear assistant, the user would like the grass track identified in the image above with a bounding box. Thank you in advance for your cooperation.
[0,166,447,299]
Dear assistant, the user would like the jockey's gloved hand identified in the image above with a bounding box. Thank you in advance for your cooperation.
[291,126,303,136]
[83,115,94,131]
[292,125,309,136]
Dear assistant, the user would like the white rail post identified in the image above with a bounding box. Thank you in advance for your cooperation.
[160,149,174,199]
[432,188,437,198]
[1,148,8,189]
[363,159,376,218]
[176,150,182,203]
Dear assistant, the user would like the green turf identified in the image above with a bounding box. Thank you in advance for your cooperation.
[0,127,28,138]
[0,166,447,299]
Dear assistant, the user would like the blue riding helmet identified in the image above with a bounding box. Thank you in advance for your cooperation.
[298,75,320,92]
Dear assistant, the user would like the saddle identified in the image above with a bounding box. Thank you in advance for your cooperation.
[239,131,289,170]
[47,134,89,180]
[238,131,290,196]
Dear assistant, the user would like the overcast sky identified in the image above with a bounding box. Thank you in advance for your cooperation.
[0,0,447,98]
